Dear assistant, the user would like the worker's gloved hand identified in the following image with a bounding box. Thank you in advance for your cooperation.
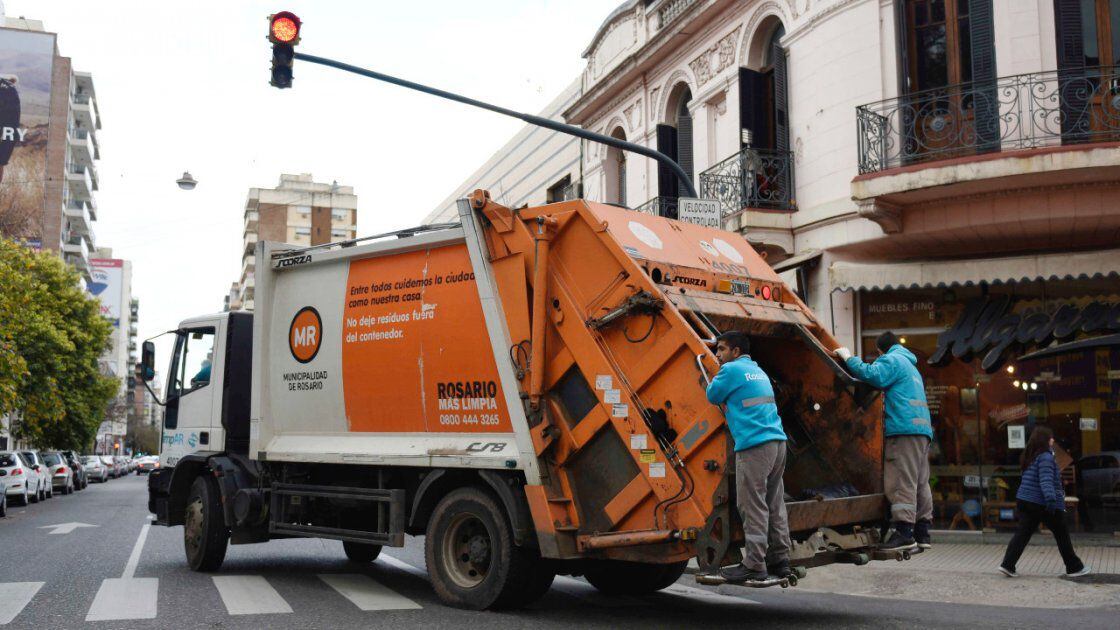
[834,347,852,361]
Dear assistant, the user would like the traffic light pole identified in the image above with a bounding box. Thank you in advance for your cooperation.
[292,51,698,198]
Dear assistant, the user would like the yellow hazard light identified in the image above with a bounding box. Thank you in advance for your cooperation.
[715,280,733,293]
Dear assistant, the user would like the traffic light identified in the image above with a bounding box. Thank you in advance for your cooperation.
[268,11,301,88]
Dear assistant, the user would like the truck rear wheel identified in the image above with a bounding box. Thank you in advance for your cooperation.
[425,487,548,610]
[584,559,688,595]
[184,476,229,572]
[343,541,382,563]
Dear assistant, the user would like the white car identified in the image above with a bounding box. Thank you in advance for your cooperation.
[82,456,109,483]
[41,451,76,495]
[19,451,53,500]
[1,450,44,505]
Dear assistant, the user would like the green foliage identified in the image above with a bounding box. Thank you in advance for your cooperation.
[0,237,118,450]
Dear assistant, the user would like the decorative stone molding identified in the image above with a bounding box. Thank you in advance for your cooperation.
[856,198,902,234]
[623,99,642,131]
[688,25,742,87]
[657,69,694,124]
[739,1,793,68]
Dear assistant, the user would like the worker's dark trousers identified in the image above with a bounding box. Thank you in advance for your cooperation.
[1001,500,1084,574]
[735,440,791,572]
[884,435,933,525]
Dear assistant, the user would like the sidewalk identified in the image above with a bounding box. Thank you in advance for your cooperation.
[787,544,1120,609]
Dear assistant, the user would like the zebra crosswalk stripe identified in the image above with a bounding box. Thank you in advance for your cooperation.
[212,575,293,615]
[85,578,158,621]
[0,582,43,625]
[319,574,421,611]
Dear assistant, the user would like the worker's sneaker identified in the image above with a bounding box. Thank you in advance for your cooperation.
[1065,566,1091,578]
[998,566,1018,578]
[767,559,794,579]
[720,563,769,584]
[877,527,916,552]
[914,520,933,550]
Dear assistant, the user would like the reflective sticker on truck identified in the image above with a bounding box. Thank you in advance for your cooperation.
[341,243,512,433]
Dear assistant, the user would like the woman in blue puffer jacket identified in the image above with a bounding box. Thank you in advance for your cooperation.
[999,426,1089,578]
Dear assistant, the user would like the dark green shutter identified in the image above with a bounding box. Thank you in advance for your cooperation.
[1054,0,1089,142]
[656,124,678,199]
[970,0,999,153]
[771,38,789,151]
[676,110,694,198]
[738,68,769,148]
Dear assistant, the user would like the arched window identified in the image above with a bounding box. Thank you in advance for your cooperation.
[655,83,694,208]
[739,24,788,152]
[604,126,628,206]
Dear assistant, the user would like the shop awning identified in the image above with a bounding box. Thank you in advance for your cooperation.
[772,249,822,273]
[829,248,1120,291]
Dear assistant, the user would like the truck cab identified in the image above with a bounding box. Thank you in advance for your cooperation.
[148,312,253,468]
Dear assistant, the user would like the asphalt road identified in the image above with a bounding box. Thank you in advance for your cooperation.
[1,474,1116,629]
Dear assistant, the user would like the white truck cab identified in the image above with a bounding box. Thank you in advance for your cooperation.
[146,311,253,468]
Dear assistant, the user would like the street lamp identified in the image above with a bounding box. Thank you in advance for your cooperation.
[176,171,197,190]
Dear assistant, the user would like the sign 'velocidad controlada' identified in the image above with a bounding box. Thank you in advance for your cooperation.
[929,295,1120,372]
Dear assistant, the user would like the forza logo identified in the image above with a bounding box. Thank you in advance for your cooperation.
[277,255,311,267]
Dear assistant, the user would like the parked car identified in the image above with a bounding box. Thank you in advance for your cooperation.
[1,450,42,505]
[41,451,75,495]
[136,456,159,475]
[83,456,109,483]
[100,455,119,479]
[1079,451,1120,506]
[115,456,131,476]
[0,484,5,517]
[125,456,137,473]
[62,451,87,490]
[20,450,52,499]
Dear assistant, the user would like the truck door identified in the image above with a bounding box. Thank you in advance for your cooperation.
[160,324,221,467]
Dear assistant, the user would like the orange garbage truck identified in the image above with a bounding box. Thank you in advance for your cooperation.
[145,190,898,609]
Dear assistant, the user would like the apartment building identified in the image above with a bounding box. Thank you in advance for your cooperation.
[233,174,358,310]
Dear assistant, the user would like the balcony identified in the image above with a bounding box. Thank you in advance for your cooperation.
[853,65,1120,234]
[243,232,258,255]
[64,201,93,235]
[62,236,90,272]
[244,210,258,233]
[68,128,96,165]
[635,196,678,219]
[699,147,796,218]
[66,165,93,200]
[71,98,99,131]
[855,65,1120,174]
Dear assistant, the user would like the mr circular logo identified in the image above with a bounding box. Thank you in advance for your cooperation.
[289,306,322,363]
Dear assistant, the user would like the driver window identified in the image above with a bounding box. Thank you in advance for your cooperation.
[170,328,215,397]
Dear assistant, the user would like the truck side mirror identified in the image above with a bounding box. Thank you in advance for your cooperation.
[141,341,156,381]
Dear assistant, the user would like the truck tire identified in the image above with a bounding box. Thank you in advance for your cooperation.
[584,559,688,596]
[425,487,545,610]
[184,476,229,572]
[343,541,382,563]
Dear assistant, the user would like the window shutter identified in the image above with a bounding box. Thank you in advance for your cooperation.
[676,111,694,198]
[970,0,999,153]
[656,124,678,199]
[771,39,790,152]
[1053,0,1088,142]
[739,68,770,149]
[617,156,627,207]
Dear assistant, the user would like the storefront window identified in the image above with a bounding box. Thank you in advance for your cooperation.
[858,278,1120,535]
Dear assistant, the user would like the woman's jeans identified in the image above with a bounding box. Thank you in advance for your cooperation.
[1001,499,1084,573]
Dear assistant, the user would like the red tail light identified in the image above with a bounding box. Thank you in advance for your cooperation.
[12,468,22,475]
[57,466,67,473]
[761,285,772,300]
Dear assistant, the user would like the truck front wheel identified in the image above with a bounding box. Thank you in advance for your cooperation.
[425,487,549,610]
[584,559,688,595]
[184,476,229,571]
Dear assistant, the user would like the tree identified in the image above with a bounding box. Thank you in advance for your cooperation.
[0,237,118,450]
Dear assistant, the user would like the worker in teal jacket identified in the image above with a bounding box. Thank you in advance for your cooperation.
[836,332,934,551]
[706,331,792,583]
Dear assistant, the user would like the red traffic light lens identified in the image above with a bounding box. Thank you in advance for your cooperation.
[270,12,300,43]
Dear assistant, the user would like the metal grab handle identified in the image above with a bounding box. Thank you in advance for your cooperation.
[696,354,713,387]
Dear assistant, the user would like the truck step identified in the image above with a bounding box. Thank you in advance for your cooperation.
[269,483,406,547]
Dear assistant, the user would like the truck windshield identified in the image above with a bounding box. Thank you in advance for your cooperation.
[170,328,216,397]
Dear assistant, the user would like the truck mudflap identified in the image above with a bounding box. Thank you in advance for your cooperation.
[147,467,173,525]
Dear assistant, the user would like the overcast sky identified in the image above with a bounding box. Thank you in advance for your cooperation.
[4,0,609,371]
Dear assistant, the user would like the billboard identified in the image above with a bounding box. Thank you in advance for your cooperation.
[89,258,123,322]
[0,27,55,242]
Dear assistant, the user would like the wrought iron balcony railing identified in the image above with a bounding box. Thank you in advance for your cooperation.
[857,65,1120,174]
[698,147,795,217]
[635,196,679,219]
